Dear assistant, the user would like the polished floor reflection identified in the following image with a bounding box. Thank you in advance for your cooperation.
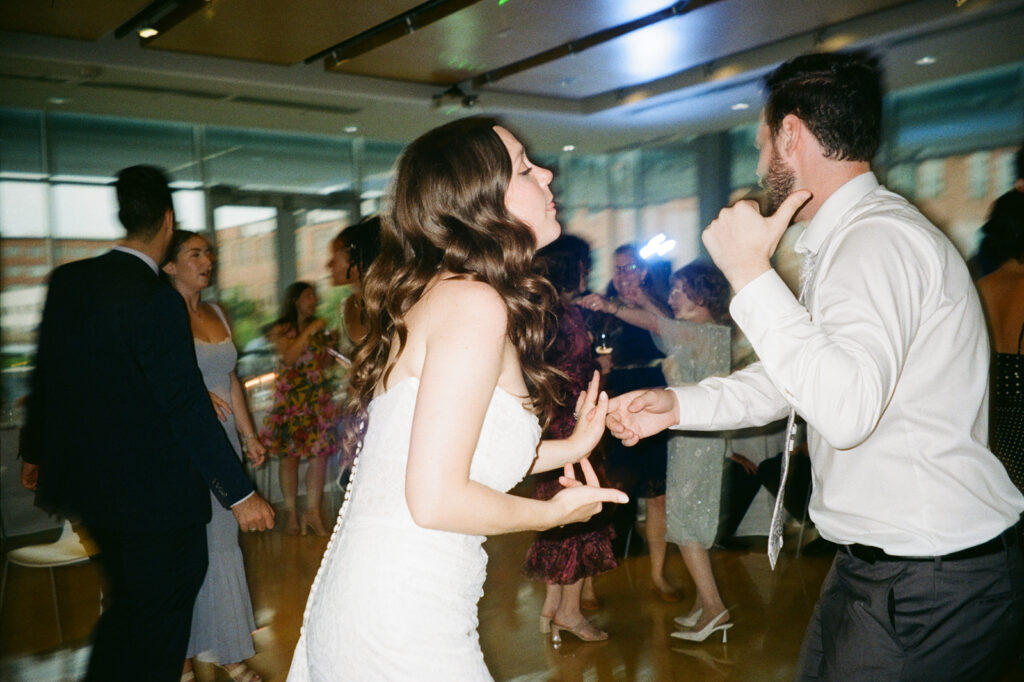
[3,492,1022,681]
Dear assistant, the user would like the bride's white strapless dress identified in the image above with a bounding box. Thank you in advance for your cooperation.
[287,376,541,681]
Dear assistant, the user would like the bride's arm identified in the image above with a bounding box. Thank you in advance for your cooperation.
[405,281,626,535]
[530,371,608,474]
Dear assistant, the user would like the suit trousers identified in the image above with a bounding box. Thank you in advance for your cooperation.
[85,523,208,682]
[795,530,1024,681]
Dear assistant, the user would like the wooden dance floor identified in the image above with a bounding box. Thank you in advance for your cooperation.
[2,490,1022,681]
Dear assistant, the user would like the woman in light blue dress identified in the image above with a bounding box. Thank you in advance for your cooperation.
[580,259,733,641]
[163,230,266,682]
[653,262,732,641]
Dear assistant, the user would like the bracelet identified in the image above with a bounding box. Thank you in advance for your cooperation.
[241,433,257,442]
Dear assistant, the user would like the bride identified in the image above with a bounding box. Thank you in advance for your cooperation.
[287,117,628,681]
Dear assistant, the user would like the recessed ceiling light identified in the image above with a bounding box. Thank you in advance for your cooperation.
[138,28,159,38]
[344,125,358,133]
[47,96,72,105]
[496,28,513,39]
[731,102,750,111]
[916,55,936,66]
[562,144,576,152]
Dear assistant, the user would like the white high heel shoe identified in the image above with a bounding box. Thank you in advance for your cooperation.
[673,607,702,629]
[670,609,732,643]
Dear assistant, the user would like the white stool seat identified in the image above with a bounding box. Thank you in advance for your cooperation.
[1,519,101,644]
[7,527,94,567]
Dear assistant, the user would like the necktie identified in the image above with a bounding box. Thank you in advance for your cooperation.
[767,251,816,570]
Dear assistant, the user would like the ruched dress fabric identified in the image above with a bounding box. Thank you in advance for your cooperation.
[185,317,257,662]
[287,376,541,681]
[654,317,732,548]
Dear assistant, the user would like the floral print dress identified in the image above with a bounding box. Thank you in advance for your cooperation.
[260,325,340,459]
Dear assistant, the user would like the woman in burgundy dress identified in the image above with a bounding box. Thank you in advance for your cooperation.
[524,235,617,643]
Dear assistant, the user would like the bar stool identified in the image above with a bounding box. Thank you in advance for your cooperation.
[0,519,100,642]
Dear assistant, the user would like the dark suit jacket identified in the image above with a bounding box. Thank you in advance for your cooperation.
[21,249,254,532]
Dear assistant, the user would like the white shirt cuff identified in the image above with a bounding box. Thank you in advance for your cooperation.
[230,490,255,507]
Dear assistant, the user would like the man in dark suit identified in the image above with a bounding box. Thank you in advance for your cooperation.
[20,165,275,682]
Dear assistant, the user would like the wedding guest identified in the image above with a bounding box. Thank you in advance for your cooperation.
[579,244,677,602]
[21,166,273,682]
[583,260,734,641]
[976,190,1024,496]
[524,234,617,644]
[287,117,626,680]
[607,51,1024,678]
[327,216,381,356]
[260,282,340,536]
[162,229,266,682]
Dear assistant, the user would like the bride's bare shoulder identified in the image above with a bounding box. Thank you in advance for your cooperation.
[419,278,508,329]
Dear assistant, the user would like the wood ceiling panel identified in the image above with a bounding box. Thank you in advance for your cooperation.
[146,0,424,65]
[326,0,677,85]
[492,0,912,98]
[0,0,150,41]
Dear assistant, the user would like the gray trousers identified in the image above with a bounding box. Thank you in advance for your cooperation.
[795,532,1024,681]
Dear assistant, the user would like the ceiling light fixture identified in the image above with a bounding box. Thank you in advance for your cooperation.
[344,125,358,133]
[916,55,937,66]
[431,84,477,109]
[115,0,211,43]
[731,102,750,111]
[310,0,479,66]
[562,145,576,152]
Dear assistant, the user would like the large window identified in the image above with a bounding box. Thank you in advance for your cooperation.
[2,60,1023,422]
[213,205,279,353]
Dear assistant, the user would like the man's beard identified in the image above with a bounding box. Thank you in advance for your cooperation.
[759,146,796,215]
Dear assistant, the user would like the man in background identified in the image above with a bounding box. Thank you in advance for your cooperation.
[21,165,274,682]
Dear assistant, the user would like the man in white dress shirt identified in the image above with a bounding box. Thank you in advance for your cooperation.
[606,51,1024,680]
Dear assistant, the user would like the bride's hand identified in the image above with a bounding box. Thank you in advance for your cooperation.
[567,371,608,460]
[548,457,627,527]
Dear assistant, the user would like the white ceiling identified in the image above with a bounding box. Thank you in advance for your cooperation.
[1,0,1022,154]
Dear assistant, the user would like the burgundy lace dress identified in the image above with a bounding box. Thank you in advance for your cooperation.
[522,303,617,584]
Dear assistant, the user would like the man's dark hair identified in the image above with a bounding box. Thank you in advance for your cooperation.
[1015,141,1023,182]
[115,165,173,239]
[978,190,1024,266]
[764,51,883,162]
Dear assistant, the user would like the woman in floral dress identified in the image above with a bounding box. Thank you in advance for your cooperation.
[261,281,340,535]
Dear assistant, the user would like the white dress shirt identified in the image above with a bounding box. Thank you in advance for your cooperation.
[112,244,159,274]
[670,172,1023,555]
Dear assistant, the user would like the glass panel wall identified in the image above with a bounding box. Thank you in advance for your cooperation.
[47,113,197,183]
[205,128,354,193]
[214,204,279,354]
[1,59,1022,423]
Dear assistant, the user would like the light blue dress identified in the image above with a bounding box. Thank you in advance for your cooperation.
[186,306,257,663]
[654,317,732,548]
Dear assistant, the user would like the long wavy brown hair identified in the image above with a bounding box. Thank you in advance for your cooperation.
[343,117,564,458]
